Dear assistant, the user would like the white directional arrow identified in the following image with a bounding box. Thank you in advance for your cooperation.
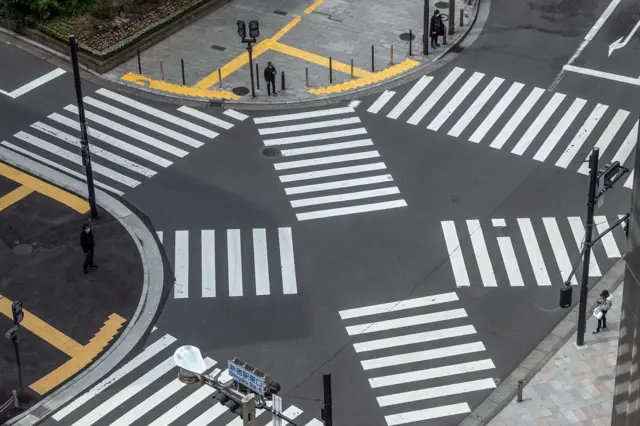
[609,19,640,56]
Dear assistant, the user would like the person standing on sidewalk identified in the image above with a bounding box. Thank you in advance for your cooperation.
[81,223,98,274]
[264,62,277,96]
[594,289,612,333]
[430,10,444,48]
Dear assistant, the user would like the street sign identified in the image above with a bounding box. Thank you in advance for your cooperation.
[228,360,266,395]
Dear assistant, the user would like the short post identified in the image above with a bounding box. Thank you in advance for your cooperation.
[137,49,142,74]
[305,67,309,87]
[517,380,524,402]
[371,45,375,72]
[460,9,464,26]
[350,59,354,78]
[329,57,333,84]
[218,69,223,88]
[409,29,413,56]
[159,60,165,81]
[256,63,260,90]
[443,25,447,45]
[181,59,186,86]
[281,71,285,91]
[390,44,394,65]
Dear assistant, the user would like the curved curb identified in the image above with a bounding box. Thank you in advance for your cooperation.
[459,258,626,426]
[0,148,166,426]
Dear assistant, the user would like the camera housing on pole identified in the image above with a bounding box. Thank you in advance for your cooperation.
[237,20,259,98]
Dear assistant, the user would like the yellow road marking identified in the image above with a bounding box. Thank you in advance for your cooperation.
[270,42,372,77]
[309,58,421,95]
[121,73,240,99]
[0,185,34,211]
[304,0,325,14]
[0,162,89,214]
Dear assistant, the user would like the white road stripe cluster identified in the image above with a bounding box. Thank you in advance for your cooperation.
[365,67,638,189]
[339,292,496,425]
[441,215,626,288]
[156,228,297,299]
[254,107,407,221]
[52,329,321,426]
[1,88,247,195]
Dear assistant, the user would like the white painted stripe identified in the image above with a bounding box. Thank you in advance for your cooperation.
[279,227,298,294]
[31,121,156,177]
[625,170,634,188]
[4,68,66,98]
[555,103,608,168]
[339,292,458,320]
[362,341,485,370]
[542,218,577,285]
[157,231,163,244]
[385,403,470,425]
[63,105,185,160]
[370,359,495,388]
[279,162,386,182]
[595,216,621,258]
[354,325,476,353]
[612,121,639,166]
[274,151,380,170]
[253,229,270,296]
[440,221,471,287]
[467,219,497,287]
[349,100,362,109]
[281,139,373,156]
[227,229,242,297]
[13,131,140,188]
[492,218,506,227]
[174,230,189,299]
[378,378,496,407]
[518,218,552,286]
[578,110,629,175]
[260,117,361,135]
[96,88,219,138]
[285,174,394,195]
[304,420,324,426]
[449,77,504,138]
[70,356,176,426]
[296,199,407,220]
[291,187,399,207]
[388,76,432,119]
[511,93,566,155]
[223,109,249,121]
[52,335,176,420]
[533,98,587,162]
[84,97,204,148]
[185,403,228,426]
[1,141,125,196]
[346,308,467,336]
[201,230,216,298]
[255,107,354,124]
[407,67,465,125]
[263,128,368,146]
[568,216,601,276]
[263,406,303,426]
[367,90,396,114]
[497,236,524,286]
[178,106,233,130]
[472,82,526,145]
[427,72,484,131]
[149,385,216,426]
[487,86,543,147]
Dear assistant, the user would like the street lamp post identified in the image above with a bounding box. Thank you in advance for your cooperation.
[449,0,455,35]
[237,20,260,97]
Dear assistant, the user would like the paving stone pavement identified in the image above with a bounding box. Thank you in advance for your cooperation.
[105,0,474,102]
[489,286,622,426]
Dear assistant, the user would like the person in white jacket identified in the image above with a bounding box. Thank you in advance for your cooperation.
[594,290,612,334]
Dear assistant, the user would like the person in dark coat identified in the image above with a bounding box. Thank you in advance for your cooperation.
[430,10,444,48]
[264,61,277,96]
[81,223,97,274]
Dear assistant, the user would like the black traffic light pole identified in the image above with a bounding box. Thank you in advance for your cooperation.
[322,373,332,426]
[247,42,256,98]
[423,0,429,55]
[69,35,98,218]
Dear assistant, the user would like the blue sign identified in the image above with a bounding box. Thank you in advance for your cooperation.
[228,361,265,395]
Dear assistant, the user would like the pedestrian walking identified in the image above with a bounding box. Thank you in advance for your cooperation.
[430,10,444,48]
[264,61,277,96]
[593,289,612,333]
[80,223,98,274]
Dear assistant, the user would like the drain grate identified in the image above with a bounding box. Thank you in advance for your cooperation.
[232,86,250,96]
[273,9,288,15]
[399,32,416,41]
[210,44,226,51]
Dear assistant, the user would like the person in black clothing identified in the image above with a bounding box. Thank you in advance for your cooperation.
[264,62,277,96]
[430,10,444,48]
[81,223,98,274]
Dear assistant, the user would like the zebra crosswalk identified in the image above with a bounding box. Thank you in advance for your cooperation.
[364,68,638,189]
[157,228,297,299]
[339,292,496,425]
[0,88,248,196]
[51,327,321,426]
[253,108,407,221]
[441,215,627,288]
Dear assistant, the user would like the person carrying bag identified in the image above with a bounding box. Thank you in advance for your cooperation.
[593,290,612,334]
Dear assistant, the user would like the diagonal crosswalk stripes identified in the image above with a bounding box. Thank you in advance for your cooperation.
[254,107,407,221]
[363,67,639,189]
[339,292,496,425]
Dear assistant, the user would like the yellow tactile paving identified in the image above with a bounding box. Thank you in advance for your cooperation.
[121,73,240,99]
[270,42,372,77]
[304,0,326,14]
[0,162,89,213]
[0,185,34,211]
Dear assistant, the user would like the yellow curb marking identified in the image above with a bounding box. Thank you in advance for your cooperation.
[0,185,34,211]
[304,0,326,14]
[309,58,421,95]
[0,295,126,395]
[0,162,89,214]
[270,41,371,77]
[121,73,240,100]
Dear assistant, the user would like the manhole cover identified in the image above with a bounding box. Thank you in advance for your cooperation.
[435,1,449,8]
[399,32,416,41]
[232,86,250,96]
[466,286,489,299]
[12,244,33,255]
[262,147,282,158]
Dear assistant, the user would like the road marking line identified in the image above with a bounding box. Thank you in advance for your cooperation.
[611,120,638,166]
[0,160,89,213]
[285,174,394,195]
[595,216,622,258]
[296,199,406,220]
[518,218,552,286]
[281,139,373,156]
[440,221,471,287]
[253,229,271,296]
[555,103,608,169]
[541,217,576,285]
[467,220,497,287]
[185,403,228,426]
[228,229,243,297]
[511,92,566,155]
[624,170,634,188]
[354,325,476,353]
[271,41,371,78]
[276,151,379,170]
[339,292,458,320]
[497,236,524,286]
[148,381,217,426]
[533,98,587,162]
[264,406,303,426]
[474,82,527,145]
[0,68,66,98]
[255,107,355,124]
[377,378,496,407]
[362,341,484,370]
[174,230,189,299]
[0,185,33,211]
[260,117,361,135]
[346,308,467,336]
[568,216,601,276]
[157,231,163,243]
[279,162,386,182]
[388,76,432,120]
[178,106,234,130]
[428,72,484,131]
[223,109,248,121]
[449,77,503,138]
[201,230,216,298]
[367,90,396,114]
[279,227,298,295]
[264,127,368,146]
[291,187,398,207]
[370,359,495,388]
[562,64,640,86]
[407,67,465,125]
[385,403,471,425]
[577,109,629,175]
[304,0,325,14]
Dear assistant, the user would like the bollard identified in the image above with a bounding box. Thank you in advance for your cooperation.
[218,69,223,88]
[12,390,18,408]
[181,59,185,86]
[371,45,375,72]
[443,27,447,46]
[159,60,164,81]
[390,44,394,65]
[350,59,354,78]
[460,9,464,26]
[517,380,523,402]
[329,57,333,84]
[305,67,309,87]
[256,63,260,90]
[281,71,285,91]
[409,29,413,56]
[137,49,142,74]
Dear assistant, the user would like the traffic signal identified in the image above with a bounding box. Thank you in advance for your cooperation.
[11,301,23,325]
[248,20,259,38]
[599,161,622,188]
[559,284,572,308]
[237,20,246,39]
